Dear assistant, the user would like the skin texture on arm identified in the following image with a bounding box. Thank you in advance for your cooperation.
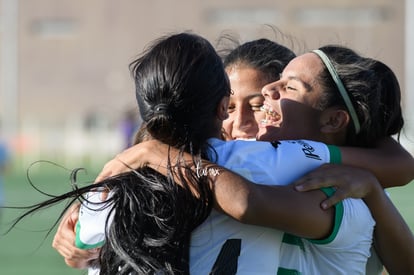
[364,185,414,275]
[96,137,414,189]
[294,164,414,274]
[96,140,344,239]
[72,138,414,270]
[52,203,99,269]
[339,137,414,188]
[208,164,334,239]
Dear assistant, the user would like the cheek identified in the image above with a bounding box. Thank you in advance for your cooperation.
[222,116,233,134]
[281,107,322,138]
[254,111,266,124]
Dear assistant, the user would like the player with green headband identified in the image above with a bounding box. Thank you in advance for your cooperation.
[54,44,414,274]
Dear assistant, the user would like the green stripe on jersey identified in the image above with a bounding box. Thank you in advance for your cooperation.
[281,187,344,245]
[308,187,344,244]
[327,145,341,164]
[75,220,105,250]
[282,234,304,251]
[277,267,302,275]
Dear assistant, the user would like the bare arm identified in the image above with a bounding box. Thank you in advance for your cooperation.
[365,184,414,274]
[209,165,334,239]
[52,203,99,269]
[294,164,414,274]
[97,137,414,188]
[95,140,347,239]
[293,137,414,210]
[217,161,414,273]
[340,137,414,188]
[94,138,414,271]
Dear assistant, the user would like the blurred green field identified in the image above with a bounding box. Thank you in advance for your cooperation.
[0,164,413,274]
[0,163,99,275]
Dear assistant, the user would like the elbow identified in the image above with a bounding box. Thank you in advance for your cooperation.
[407,168,414,185]
[394,169,414,187]
[233,186,264,225]
[235,195,254,224]
[222,186,258,224]
[397,154,414,186]
[400,159,414,186]
[381,165,414,188]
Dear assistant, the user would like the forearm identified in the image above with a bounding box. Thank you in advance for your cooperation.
[108,140,334,238]
[340,137,414,188]
[97,141,183,183]
[52,203,99,269]
[364,185,414,274]
[211,167,333,239]
[139,147,335,239]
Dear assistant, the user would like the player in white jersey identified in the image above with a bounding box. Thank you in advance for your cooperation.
[190,138,374,274]
[52,39,414,274]
[215,38,414,274]
[88,46,413,274]
[76,138,374,274]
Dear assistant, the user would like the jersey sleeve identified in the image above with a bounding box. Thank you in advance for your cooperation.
[276,140,341,164]
[75,190,113,250]
[326,144,341,164]
[308,188,375,249]
[210,138,342,186]
[266,140,342,185]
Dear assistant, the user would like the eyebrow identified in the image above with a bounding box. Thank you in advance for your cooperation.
[230,90,263,99]
[246,92,264,98]
[287,76,313,92]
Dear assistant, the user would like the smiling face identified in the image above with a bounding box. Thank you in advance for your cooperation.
[223,65,268,140]
[258,53,327,142]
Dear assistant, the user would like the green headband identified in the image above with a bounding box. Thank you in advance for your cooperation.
[312,49,361,134]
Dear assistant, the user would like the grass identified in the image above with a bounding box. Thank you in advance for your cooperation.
[387,182,414,230]
[0,162,97,275]
[0,163,413,274]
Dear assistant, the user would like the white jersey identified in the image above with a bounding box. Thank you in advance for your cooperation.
[190,139,373,274]
[278,193,374,274]
[76,139,374,274]
[76,190,113,250]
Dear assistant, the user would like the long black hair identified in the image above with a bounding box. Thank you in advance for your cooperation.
[314,45,404,147]
[222,37,296,84]
[6,32,231,274]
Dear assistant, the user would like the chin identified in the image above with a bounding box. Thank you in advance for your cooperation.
[257,127,281,142]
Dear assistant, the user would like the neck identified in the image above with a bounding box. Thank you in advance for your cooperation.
[320,131,347,146]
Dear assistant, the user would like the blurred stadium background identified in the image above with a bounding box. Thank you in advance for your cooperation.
[0,0,412,274]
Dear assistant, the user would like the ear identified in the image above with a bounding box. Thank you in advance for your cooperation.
[217,96,229,121]
[320,108,350,133]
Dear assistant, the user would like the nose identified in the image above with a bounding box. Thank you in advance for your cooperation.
[229,106,257,139]
[233,107,252,129]
[262,81,280,100]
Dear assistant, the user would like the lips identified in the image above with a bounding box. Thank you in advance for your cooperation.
[260,103,281,127]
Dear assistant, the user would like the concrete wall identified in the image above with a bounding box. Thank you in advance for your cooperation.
[0,0,409,164]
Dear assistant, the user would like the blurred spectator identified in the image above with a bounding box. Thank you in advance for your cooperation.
[120,108,141,149]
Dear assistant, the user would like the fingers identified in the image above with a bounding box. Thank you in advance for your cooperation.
[294,164,378,210]
[53,204,79,248]
[95,168,112,183]
[294,177,340,209]
[95,141,159,183]
[95,157,132,183]
[319,189,348,209]
[294,176,335,192]
[63,248,100,269]
[65,258,90,269]
[52,203,99,269]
